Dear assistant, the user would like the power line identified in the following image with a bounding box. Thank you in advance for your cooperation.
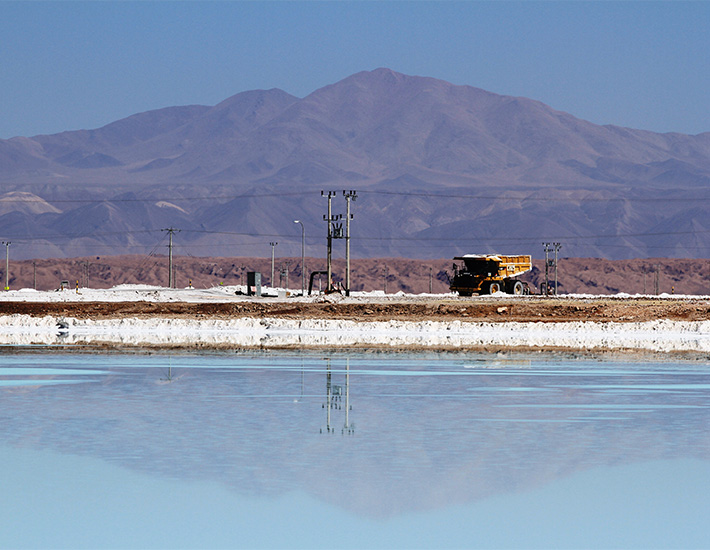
[360,190,710,203]
[8,224,710,246]
[0,190,312,205]
[3,188,710,205]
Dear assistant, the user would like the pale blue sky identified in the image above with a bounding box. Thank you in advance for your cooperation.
[1,1,709,139]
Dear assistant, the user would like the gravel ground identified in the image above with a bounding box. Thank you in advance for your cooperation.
[1,293,709,323]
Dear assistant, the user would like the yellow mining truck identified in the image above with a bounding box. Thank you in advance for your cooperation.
[450,254,532,296]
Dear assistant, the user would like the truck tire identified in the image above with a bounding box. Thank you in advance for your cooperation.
[512,280,524,295]
[488,282,501,294]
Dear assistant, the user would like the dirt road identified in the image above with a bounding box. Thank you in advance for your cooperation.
[1,296,709,323]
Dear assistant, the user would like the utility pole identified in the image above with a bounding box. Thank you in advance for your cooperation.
[553,243,562,296]
[83,260,90,288]
[33,261,37,290]
[343,190,357,296]
[321,191,340,293]
[280,261,291,289]
[655,264,660,295]
[429,266,433,294]
[542,243,551,295]
[294,220,305,295]
[541,242,562,295]
[383,265,388,294]
[1,241,10,291]
[269,242,278,287]
[162,228,180,288]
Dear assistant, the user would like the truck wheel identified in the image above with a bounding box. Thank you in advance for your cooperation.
[489,282,501,294]
[512,281,524,295]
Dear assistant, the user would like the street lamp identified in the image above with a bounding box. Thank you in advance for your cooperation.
[294,220,305,295]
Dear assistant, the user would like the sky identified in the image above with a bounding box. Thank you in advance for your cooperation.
[1,1,709,139]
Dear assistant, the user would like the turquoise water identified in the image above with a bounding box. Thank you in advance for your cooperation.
[1,351,709,549]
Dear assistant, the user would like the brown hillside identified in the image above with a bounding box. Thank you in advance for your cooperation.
[3,255,709,295]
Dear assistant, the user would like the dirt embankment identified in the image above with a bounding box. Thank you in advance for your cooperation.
[2,297,710,323]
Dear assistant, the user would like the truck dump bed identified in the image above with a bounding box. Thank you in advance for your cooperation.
[450,254,532,295]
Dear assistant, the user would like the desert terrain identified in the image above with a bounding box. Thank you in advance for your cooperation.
[3,254,710,326]
[3,255,710,353]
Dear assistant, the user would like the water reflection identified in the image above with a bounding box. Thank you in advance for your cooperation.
[1,351,709,546]
[321,358,354,435]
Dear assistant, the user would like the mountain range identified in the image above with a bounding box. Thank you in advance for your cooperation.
[1,68,709,260]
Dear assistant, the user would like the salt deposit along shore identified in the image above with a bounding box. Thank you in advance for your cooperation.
[1,285,710,353]
[2,314,710,354]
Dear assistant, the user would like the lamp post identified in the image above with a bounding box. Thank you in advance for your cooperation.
[294,220,305,295]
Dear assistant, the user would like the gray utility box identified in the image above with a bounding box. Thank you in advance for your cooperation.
[247,272,262,297]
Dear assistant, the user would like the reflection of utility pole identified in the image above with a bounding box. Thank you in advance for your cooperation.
[320,357,354,435]
[162,228,180,288]
[322,358,334,434]
[343,190,357,296]
[160,356,174,382]
[269,242,278,287]
[343,358,354,435]
[299,359,304,402]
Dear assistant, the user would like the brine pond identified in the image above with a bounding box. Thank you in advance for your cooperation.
[1,350,709,549]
